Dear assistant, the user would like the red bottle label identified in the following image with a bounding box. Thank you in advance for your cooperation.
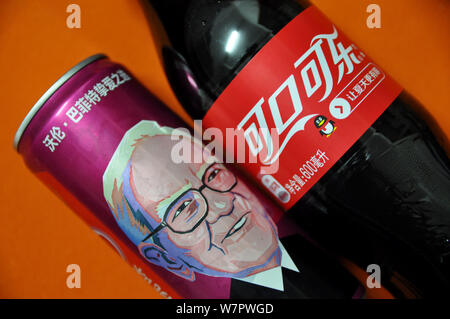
[203,6,402,210]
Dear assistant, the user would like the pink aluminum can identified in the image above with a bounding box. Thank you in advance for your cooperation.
[14,54,185,298]
[14,55,362,299]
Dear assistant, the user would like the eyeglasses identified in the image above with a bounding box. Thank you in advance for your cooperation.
[141,163,237,242]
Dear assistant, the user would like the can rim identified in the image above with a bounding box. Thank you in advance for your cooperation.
[13,53,108,151]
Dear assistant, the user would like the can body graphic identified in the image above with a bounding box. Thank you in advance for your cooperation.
[15,55,188,298]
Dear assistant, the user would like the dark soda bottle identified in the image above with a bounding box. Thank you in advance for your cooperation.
[146,0,450,297]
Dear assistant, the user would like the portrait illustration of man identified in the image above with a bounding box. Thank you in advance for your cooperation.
[103,120,283,282]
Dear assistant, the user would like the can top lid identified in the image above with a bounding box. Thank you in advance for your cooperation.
[13,54,108,151]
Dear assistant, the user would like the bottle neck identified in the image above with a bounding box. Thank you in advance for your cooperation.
[148,0,191,56]
[149,0,310,118]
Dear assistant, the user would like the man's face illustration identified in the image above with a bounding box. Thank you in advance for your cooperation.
[129,135,279,276]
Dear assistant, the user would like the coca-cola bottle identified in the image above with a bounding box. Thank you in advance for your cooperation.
[145,0,450,297]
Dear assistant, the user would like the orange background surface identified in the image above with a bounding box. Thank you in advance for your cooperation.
[0,0,448,298]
